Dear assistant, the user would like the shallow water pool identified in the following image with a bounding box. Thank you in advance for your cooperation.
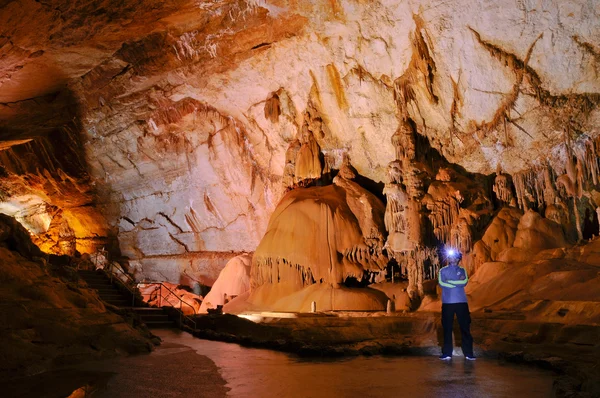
[155,329,555,398]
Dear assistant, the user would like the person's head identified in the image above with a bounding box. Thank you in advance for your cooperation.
[445,248,462,266]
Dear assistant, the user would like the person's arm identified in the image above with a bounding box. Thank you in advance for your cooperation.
[438,268,455,288]
[447,267,468,286]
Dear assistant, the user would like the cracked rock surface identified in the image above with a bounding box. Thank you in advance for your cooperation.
[0,0,599,285]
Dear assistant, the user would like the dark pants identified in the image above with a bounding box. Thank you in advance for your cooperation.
[442,302,473,357]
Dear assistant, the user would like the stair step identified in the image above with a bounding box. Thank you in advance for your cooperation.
[83,279,111,285]
[84,278,110,281]
[97,289,123,294]
[83,278,112,285]
[95,288,120,293]
[85,278,113,283]
[79,275,107,279]
[98,293,128,300]
[140,315,170,321]
[144,321,176,328]
[105,300,129,306]
[88,286,114,290]
[131,308,166,313]
[96,290,123,295]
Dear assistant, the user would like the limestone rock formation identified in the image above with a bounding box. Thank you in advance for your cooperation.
[472,207,523,269]
[138,282,202,315]
[0,215,153,380]
[200,253,252,313]
[0,0,599,308]
[0,131,111,255]
[513,209,569,251]
[248,165,388,311]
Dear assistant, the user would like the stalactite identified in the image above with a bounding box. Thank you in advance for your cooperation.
[264,92,281,123]
[342,244,388,271]
[450,218,472,253]
[294,129,322,183]
[252,244,389,289]
[493,173,516,206]
[573,135,600,188]
[504,132,600,242]
[542,164,558,207]
[282,139,301,190]
[426,195,462,244]
[383,183,408,234]
[513,167,547,211]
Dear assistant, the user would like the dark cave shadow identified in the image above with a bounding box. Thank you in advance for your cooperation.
[0,84,121,257]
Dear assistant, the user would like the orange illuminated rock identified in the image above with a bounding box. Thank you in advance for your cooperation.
[138,282,202,315]
[0,215,153,380]
[247,166,388,311]
[200,254,252,313]
[513,210,569,251]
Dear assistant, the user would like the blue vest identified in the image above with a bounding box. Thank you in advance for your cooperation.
[438,264,468,304]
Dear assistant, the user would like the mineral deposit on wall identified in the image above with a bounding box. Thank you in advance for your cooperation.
[0,0,598,288]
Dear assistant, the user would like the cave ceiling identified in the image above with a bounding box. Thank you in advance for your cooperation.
[1,0,599,173]
[0,0,599,282]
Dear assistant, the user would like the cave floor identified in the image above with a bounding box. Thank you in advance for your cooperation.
[188,310,600,396]
[1,337,228,398]
[2,310,597,397]
[144,329,556,397]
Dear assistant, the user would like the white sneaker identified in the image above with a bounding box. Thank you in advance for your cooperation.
[465,356,476,361]
[439,355,452,360]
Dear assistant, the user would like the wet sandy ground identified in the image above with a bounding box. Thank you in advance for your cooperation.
[79,338,228,398]
[1,336,228,398]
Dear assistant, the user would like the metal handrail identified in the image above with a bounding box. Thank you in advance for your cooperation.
[92,250,197,330]
[106,262,137,308]
[137,281,198,330]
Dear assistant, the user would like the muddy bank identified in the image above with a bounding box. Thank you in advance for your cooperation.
[0,339,228,398]
[187,312,600,397]
[0,216,157,382]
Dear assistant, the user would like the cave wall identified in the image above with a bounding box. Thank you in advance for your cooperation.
[0,124,111,255]
[1,0,599,285]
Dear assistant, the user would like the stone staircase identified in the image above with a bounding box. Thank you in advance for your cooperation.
[78,269,175,328]
[131,307,176,328]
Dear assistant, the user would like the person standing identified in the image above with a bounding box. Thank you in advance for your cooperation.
[438,249,475,360]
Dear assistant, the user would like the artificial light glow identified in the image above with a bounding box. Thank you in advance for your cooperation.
[446,248,457,258]
[237,314,264,323]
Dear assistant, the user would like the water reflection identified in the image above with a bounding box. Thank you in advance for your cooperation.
[156,330,554,398]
